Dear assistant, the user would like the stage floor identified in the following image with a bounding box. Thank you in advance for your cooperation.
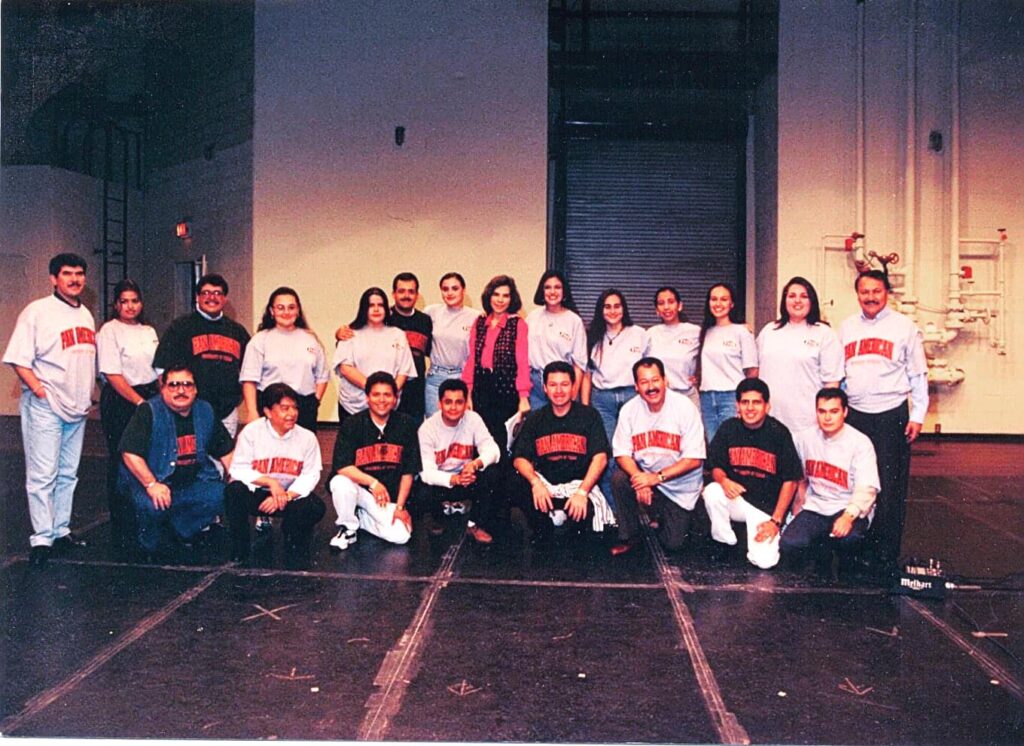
[2,418,1023,743]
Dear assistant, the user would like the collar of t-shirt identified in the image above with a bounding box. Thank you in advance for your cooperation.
[52,290,81,309]
[195,306,224,322]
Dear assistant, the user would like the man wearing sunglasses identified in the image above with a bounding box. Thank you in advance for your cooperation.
[120,364,234,557]
[154,273,250,436]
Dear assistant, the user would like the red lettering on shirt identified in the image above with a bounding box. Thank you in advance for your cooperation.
[535,433,587,457]
[631,430,682,452]
[60,327,96,350]
[176,434,197,466]
[251,457,303,476]
[355,443,404,468]
[405,331,430,356]
[805,459,849,489]
[435,442,474,465]
[728,447,777,475]
[190,334,242,362]
[845,337,894,361]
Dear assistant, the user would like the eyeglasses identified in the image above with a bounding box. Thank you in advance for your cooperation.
[198,290,225,298]
[165,381,196,390]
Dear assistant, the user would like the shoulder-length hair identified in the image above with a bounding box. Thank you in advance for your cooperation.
[775,276,826,328]
[259,286,310,331]
[532,269,579,313]
[586,288,634,367]
[351,287,391,329]
[480,275,522,315]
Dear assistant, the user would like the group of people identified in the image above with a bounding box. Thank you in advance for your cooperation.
[5,253,927,582]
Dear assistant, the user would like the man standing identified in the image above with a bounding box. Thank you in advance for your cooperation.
[702,378,802,569]
[417,379,502,543]
[389,272,432,421]
[4,253,97,566]
[120,364,234,556]
[780,388,880,568]
[328,371,422,549]
[610,357,705,556]
[512,362,613,542]
[840,270,928,579]
[154,273,250,436]
[226,383,326,566]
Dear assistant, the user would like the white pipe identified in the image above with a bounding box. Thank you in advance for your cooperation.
[856,1,866,239]
[997,237,1007,353]
[948,1,962,312]
[902,0,918,312]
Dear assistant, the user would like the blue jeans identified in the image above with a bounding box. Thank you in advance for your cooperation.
[590,385,637,513]
[528,368,548,412]
[20,391,86,548]
[780,509,869,555]
[424,365,463,418]
[129,478,225,552]
[700,390,735,444]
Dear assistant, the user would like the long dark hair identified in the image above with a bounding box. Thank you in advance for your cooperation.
[351,287,391,329]
[587,288,634,368]
[259,286,310,331]
[697,283,742,385]
[775,276,826,328]
[109,278,146,323]
[532,269,579,314]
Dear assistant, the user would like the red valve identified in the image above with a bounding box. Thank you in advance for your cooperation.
[961,265,973,279]
[845,232,864,251]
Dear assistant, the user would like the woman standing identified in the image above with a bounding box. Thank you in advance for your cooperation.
[698,282,758,442]
[333,287,416,422]
[240,287,329,432]
[582,289,649,508]
[462,275,531,449]
[646,286,702,411]
[525,270,588,411]
[96,279,159,549]
[757,276,843,433]
[423,272,481,418]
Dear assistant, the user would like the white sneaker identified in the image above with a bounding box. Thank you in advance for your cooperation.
[550,509,567,527]
[330,528,350,551]
[343,528,358,545]
[255,517,272,533]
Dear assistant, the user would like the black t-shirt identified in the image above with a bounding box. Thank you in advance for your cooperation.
[389,309,432,419]
[331,410,422,502]
[153,312,250,419]
[512,402,609,485]
[706,416,802,514]
[120,404,234,487]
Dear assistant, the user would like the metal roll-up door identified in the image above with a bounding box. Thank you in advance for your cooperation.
[564,138,744,327]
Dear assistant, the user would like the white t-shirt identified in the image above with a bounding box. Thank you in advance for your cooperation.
[229,418,322,498]
[794,424,880,518]
[526,307,588,371]
[332,326,416,414]
[757,321,844,432]
[96,318,159,387]
[699,324,758,392]
[424,304,480,369]
[647,322,701,393]
[417,409,501,488]
[240,327,329,396]
[588,325,650,389]
[840,308,929,416]
[612,390,706,510]
[3,295,96,421]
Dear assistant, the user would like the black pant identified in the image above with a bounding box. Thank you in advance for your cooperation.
[258,390,319,432]
[471,369,519,454]
[413,464,504,531]
[847,403,910,567]
[100,382,158,545]
[224,482,326,556]
[611,469,692,550]
[513,472,595,540]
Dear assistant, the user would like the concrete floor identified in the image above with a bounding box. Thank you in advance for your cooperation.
[2,418,1023,743]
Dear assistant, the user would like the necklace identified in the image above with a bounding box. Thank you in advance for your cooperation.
[606,329,622,345]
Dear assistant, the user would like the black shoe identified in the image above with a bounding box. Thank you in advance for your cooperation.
[29,545,50,567]
[52,533,88,554]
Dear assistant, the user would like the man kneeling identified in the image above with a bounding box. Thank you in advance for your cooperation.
[120,364,233,555]
[225,383,326,564]
[329,372,422,549]
[702,378,801,568]
[780,388,879,568]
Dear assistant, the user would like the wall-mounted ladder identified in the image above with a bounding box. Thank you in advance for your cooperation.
[98,121,142,312]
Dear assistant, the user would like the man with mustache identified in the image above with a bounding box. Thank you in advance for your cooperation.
[609,356,705,556]
[120,364,234,557]
[840,270,928,583]
[4,253,97,567]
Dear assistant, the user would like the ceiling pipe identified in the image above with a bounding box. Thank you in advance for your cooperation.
[900,0,919,317]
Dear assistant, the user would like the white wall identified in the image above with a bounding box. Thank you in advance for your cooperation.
[253,0,548,421]
[777,0,1023,434]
